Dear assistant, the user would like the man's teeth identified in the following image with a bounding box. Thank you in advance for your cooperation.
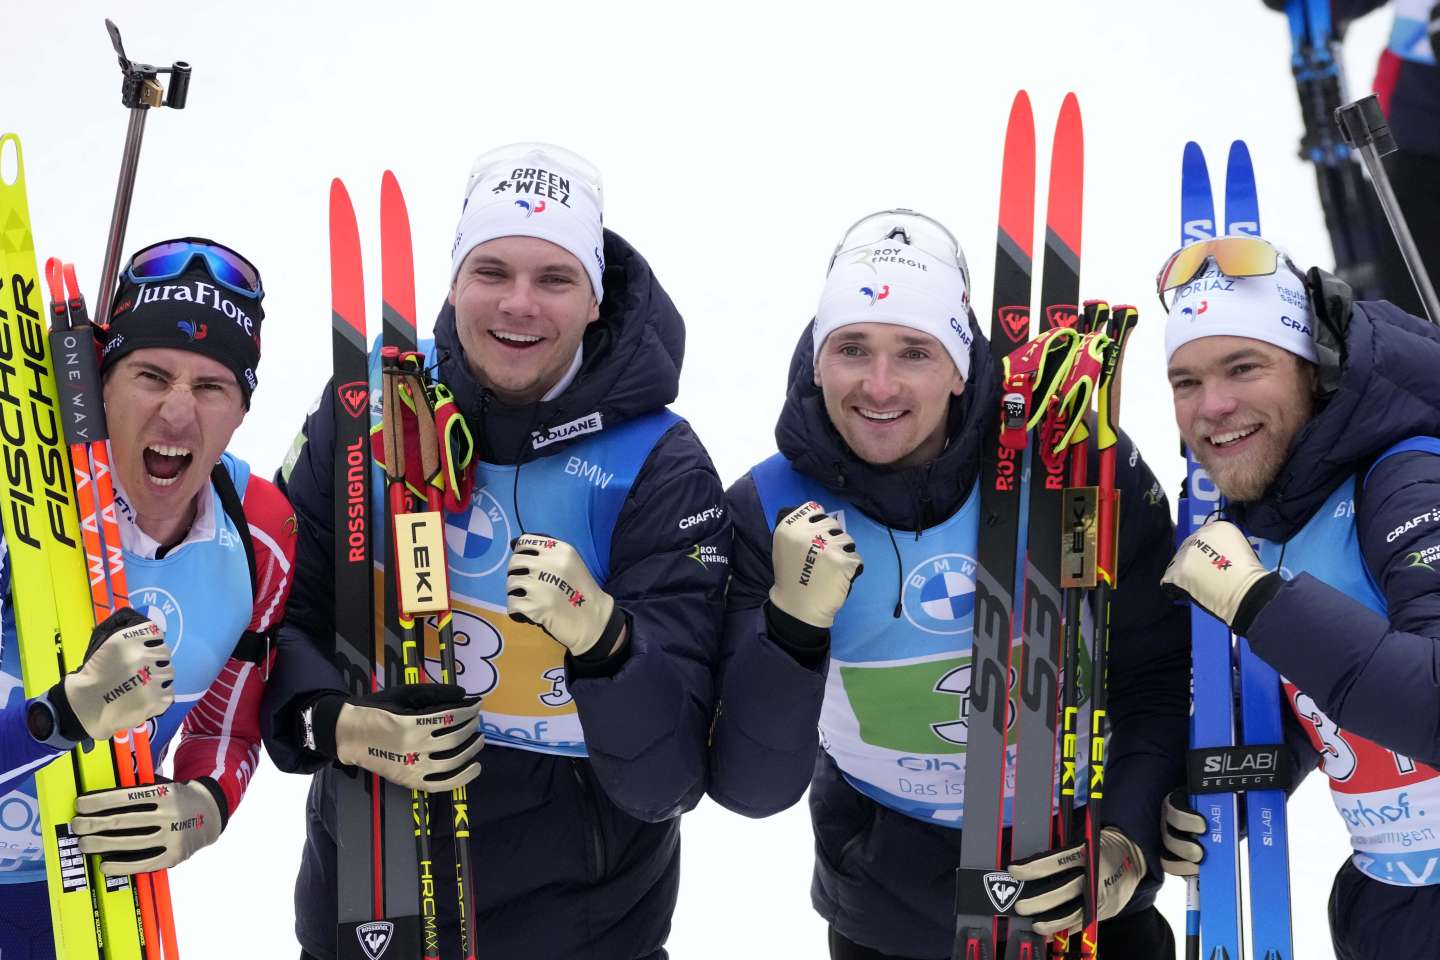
[493,331,542,344]
[1211,425,1260,446]
[858,408,904,422]
[148,443,192,457]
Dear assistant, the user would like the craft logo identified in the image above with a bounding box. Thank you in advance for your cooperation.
[337,379,369,419]
[860,284,890,305]
[177,319,207,341]
[1280,314,1312,336]
[983,871,1023,913]
[997,305,1028,343]
[1045,304,1078,329]
[514,199,547,217]
[948,316,974,349]
[356,921,396,960]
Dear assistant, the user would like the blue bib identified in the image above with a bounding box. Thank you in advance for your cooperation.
[1255,438,1440,886]
[0,453,256,885]
[752,454,1090,827]
[367,342,680,757]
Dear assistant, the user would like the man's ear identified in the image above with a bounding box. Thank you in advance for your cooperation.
[586,295,600,325]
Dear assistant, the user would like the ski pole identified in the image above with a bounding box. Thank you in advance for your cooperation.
[45,261,181,959]
[95,19,190,318]
[401,354,480,960]
[1077,306,1138,960]
[381,348,442,959]
[1334,95,1440,324]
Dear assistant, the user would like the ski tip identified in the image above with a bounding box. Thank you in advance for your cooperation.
[1059,91,1081,122]
[1009,89,1033,118]
[1227,140,1253,164]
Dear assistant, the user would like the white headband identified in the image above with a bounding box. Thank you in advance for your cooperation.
[451,146,605,301]
[814,241,973,380]
[1165,262,1316,363]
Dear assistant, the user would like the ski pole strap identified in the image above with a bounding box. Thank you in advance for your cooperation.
[1187,743,1291,794]
[1000,325,1080,450]
[428,381,476,513]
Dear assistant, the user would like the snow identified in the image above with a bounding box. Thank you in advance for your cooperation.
[1,0,1393,955]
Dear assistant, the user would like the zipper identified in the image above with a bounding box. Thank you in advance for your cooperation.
[570,759,608,879]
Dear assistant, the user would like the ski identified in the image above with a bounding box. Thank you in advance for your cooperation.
[1180,141,1244,960]
[1285,0,1387,299]
[1007,90,1084,960]
[0,132,145,960]
[1224,142,1294,960]
[329,178,416,960]
[953,89,1036,960]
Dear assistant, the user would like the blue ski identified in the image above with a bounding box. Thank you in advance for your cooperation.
[1180,140,1244,960]
[1225,141,1295,960]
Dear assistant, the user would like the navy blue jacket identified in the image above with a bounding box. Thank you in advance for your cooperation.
[1237,295,1440,772]
[261,230,729,960]
[708,318,1189,958]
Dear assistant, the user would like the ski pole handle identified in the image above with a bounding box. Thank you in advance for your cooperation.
[1335,95,1440,324]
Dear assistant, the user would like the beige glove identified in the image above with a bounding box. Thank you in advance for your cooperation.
[51,607,174,743]
[768,502,863,629]
[73,778,224,875]
[1161,519,1275,629]
[1160,787,1206,878]
[1008,827,1146,937]
[506,534,624,657]
[320,684,484,793]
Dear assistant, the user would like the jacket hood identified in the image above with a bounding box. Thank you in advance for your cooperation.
[432,228,684,464]
[1236,294,1440,540]
[773,311,997,531]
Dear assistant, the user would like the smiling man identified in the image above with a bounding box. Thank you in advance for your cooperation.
[1155,236,1440,960]
[707,210,1189,959]
[0,239,297,958]
[263,144,728,960]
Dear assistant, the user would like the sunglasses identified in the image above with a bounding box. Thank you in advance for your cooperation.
[828,208,971,293]
[124,238,263,299]
[1155,235,1303,309]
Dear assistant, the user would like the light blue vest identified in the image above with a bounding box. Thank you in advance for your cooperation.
[0,453,255,885]
[751,454,1090,828]
[367,343,680,757]
[1255,438,1440,887]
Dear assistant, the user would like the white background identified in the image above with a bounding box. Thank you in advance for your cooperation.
[1,1,1396,956]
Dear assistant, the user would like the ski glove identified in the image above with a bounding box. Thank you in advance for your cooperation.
[313,684,484,793]
[46,607,174,744]
[1160,787,1206,878]
[506,534,625,658]
[1007,827,1146,938]
[72,777,225,875]
[1161,519,1281,634]
[768,502,863,630]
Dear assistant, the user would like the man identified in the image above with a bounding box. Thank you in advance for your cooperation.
[0,238,298,956]
[1156,235,1440,959]
[707,210,1190,959]
[262,143,729,960]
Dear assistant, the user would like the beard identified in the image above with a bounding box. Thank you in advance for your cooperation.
[1197,426,1291,502]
